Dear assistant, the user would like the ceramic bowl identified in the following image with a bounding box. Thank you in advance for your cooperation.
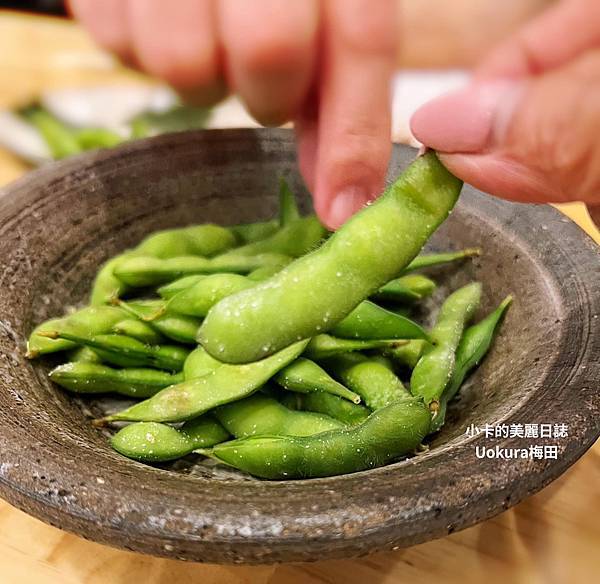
[0,129,598,563]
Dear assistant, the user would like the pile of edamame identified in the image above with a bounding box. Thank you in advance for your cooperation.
[27,152,511,480]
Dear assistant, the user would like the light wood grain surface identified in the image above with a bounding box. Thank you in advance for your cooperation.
[0,10,598,583]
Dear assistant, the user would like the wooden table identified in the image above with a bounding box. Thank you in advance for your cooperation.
[1,11,598,583]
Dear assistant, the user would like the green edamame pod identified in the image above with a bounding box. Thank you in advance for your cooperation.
[136,224,236,258]
[202,398,431,479]
[373,274,436,304]
[223,215,326,258]
[384,339,430,369]
[182,346,220,380]
[49,362,183,398]
[111,418,229,462]
[402,248,481,274]
[330,300,429,340]
[303,334,407,361]
[90,253,137,305]
[281,391,370,426]
[21,107,81,159]
[166,273,255,317]
[114,252,291,287]
[112,318,164,344]
[215,394,343,438]
[274,358,361,403]
[411,282,482,407]
[430,296,512,433]
[26,305,127,358]
[40,331,190,371]
[157,275,208,299]
[246,262,289,281]
[278,177,301,226]
[75,128,123,150]
[200,152,462,363]
[102,339,309,423]
[230,220,279,244]
[323,353,411,410]
[119,300,202,344]
[67,346,101,363]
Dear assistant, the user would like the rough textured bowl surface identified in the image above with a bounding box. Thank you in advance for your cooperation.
[0,129,598,564]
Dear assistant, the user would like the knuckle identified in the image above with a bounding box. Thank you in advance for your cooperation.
[141,45,217,88]
[241,35,309,77]
[509,62,600,201]
[333,1,396,55]
[323,133,390,190]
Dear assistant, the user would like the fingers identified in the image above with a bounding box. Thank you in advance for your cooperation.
[411,52,600,206]
[478,0,600,78]
[127,0,220,93]
[68,0,132,60]
[313,0,397,229]
[295,87,320,193]
[218,0,319,126]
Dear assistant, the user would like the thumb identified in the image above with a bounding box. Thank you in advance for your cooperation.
[410,53,600,206]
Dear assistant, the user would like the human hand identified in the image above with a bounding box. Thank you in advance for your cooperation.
[69,0,397,229]
[411,0,600,223]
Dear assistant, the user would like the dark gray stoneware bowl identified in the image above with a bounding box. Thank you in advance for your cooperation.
[0,129,598,564]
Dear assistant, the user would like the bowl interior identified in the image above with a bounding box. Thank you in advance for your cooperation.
[0,129,597,563]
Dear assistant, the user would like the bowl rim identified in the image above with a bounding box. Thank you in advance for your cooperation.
[0,129,598,564]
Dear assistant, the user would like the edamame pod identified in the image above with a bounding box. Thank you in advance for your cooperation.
[40,331,190,371]
[274,358,361,403]
[410,282,482,407]
[230,220,278,244]
[166,273,255,317]
[157,275,208,299]
[114,252,291,287]
[120,300,202,344]
[67,346,101,363]
[21,107,81,159]
[26,305,127,358]
[111,418,229,462]
[402,248,481,274]
[135,224,236,258]
[102,340,309,423]
[112,318,164,344]
[246,262,289,281]
[90,253,137,305]
[373,274,436,303]
[49,362,183,397]
[281,392,370,425]
[200,152,462,363]
[384,339,430,369]
[223,215,326,258]
[215,394,343,438]
[323,353,411,410]
[430,296,511,432]
[278,177,301,226]
[182,346,221,380]
[330,300,428,340]
[303,335,407,360]
[202,398,431,479]
[75,128,123,150]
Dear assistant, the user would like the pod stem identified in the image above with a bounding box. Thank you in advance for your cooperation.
[36,330,60,339]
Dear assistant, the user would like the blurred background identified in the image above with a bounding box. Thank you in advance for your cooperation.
[9,1,600,239]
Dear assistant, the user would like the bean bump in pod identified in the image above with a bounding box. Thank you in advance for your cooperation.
[199,152,462,363]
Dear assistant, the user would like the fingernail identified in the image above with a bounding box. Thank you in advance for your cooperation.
[410,80,524,153]
[327,186,368,229]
